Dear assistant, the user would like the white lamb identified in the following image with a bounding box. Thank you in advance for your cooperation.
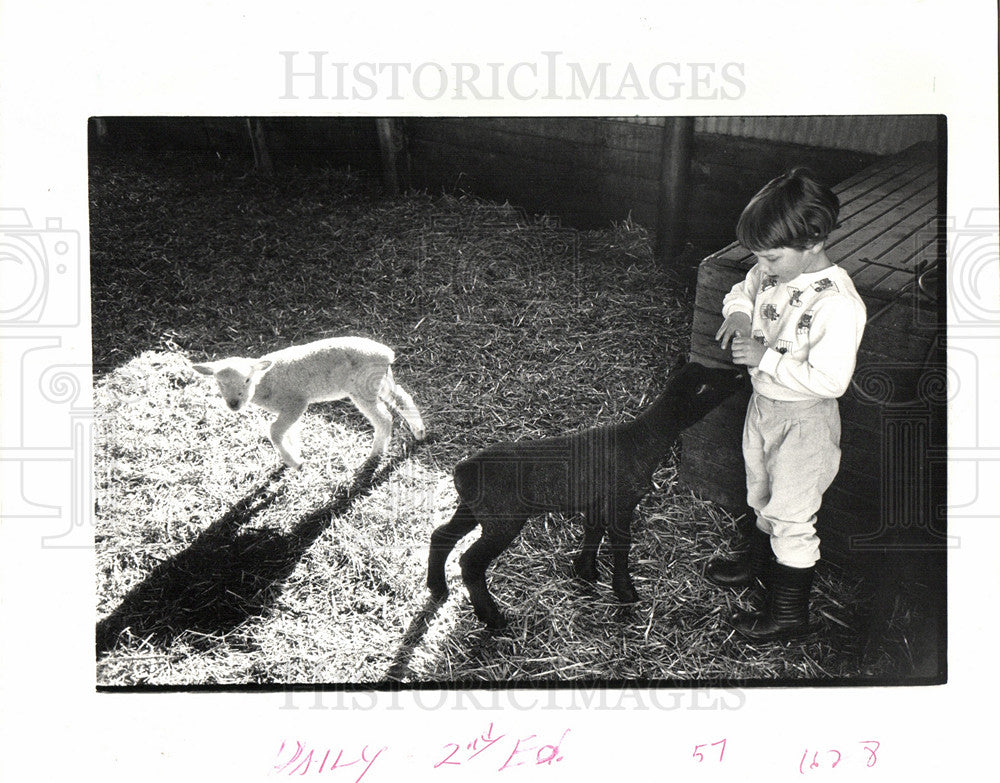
[192,336,426,469]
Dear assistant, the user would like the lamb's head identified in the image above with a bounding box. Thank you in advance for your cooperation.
[666,360,748,427]
[192,357,272,411]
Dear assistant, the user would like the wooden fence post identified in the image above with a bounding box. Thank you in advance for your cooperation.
[246,118,274,176]
[655,117,695,265]
[376,118,402,196]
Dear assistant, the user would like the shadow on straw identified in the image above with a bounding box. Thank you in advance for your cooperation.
[96,453,411,660]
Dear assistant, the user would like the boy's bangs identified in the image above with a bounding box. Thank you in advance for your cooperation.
[736,196,802,251]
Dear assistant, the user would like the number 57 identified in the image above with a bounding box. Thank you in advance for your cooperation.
[693,739,727,762]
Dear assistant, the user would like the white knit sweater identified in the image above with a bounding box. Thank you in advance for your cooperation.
[722,263,867,401]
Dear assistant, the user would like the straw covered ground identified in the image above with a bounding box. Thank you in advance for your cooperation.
[91,151,926,686]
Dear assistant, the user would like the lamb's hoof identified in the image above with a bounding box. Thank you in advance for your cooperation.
[484,614,509,631]
[613,581,641,604]
[474,606,509,631]
[414,429,435,446]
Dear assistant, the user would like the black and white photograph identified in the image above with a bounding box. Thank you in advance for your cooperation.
[90,115,947,687]
[1,1,997,781]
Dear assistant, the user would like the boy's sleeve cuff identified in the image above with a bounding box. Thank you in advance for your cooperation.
[722,303,754,319]
[757,348,782,376]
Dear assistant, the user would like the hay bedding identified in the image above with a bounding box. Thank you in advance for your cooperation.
[92,152,910,685]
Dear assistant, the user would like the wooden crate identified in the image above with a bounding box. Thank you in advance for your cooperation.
[680,142,944,563]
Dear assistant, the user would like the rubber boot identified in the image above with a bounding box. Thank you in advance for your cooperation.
[705,526,772,588]
[730,561,816,641]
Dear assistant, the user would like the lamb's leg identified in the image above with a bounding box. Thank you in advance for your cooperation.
[573,512,604,583]
[269,400,308,468]
[606,504,640,603]
[349,394,394,464]
[382,368,426,441]
[459,516,526,630]
[427,502,479,600]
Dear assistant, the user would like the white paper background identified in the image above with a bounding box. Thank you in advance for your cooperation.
[1,1,997,780]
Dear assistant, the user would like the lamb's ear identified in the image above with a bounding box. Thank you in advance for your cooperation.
[251,359,272,374]
[191,362,216,376]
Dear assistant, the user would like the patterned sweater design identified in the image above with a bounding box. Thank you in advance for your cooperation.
[722,263,867,401]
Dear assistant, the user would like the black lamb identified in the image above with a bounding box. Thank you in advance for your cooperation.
[427,360,746,629]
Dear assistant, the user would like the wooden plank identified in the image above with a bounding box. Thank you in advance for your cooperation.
[825,174,938,269]
[835,142,935,188]
[699,150,938,271]
[408,134,662,227]
[836,156,935,211]
[692,133,875,185]
[408,118,662,183]
[849,262,930,297]
[839,226,938,293]
[459,117,666,156]
[835,186,938,265]
[696,116,938,156]
[408,132,657,196]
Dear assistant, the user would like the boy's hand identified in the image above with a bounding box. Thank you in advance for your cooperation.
[715,312,752,350]
[731,335,767,367]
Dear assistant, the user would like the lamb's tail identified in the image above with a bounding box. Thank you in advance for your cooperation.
[379,367,426,441]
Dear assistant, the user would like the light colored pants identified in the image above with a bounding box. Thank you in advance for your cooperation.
[743,393,842,568]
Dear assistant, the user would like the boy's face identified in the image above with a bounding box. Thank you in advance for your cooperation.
[753,244,823,284]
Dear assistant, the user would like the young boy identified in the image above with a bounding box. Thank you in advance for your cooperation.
[707,167,867,641]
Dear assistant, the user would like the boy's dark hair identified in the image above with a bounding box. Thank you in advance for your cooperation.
[736,167,840,251]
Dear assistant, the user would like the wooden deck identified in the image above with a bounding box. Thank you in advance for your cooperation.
[680,142,944,562]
